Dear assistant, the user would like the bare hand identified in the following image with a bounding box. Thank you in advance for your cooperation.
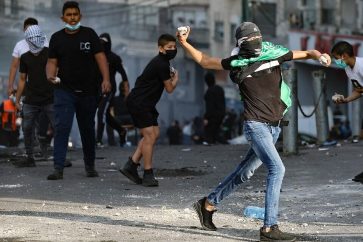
[15,102,21,111]
[176,26,191,45]
[332,93,345,104]
[171,69,179,80]
[101,80,111,94]
[48,76,60,84]
[7,86,14,96]
[319,53,331,67]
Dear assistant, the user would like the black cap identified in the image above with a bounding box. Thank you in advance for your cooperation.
[235,22,261,40]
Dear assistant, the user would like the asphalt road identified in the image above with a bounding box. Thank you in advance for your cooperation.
[0,142,362,241]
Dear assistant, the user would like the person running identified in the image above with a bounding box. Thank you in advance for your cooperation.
[119,34,179,187]
[177,22,331,241]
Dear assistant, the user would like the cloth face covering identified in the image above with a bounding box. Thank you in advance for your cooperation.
[24,25,46,54]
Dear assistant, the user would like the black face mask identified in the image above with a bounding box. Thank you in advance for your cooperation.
[238,38,262,58]
[163,49,177,60]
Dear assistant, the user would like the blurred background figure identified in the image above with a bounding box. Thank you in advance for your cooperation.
[96,33,129,147]
[203,72,226,145]
[166,120,182,145]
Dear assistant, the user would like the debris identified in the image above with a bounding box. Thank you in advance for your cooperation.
[181,148,192,152]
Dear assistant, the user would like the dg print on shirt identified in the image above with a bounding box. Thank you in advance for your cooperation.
[80,41,91,53]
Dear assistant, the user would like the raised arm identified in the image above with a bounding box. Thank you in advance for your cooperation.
[292,50,331,66]
[177,27,224,70]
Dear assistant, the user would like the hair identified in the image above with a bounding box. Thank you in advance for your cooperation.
[204,72,216,87]
[62,1,80,15]
[23,17,38,29]
[158,34,176,47]
[331,41,354,57]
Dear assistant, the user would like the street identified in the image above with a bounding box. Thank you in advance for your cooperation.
[0,143,362,241]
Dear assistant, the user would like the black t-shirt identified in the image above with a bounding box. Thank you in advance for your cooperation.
[48,26,103,96]
[221,51,293,122]
[127,53,171,111]
[19,48,53,105]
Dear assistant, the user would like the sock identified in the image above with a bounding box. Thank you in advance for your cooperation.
[144,168,153,174]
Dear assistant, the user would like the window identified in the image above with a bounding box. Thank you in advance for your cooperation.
[214,21,224,42]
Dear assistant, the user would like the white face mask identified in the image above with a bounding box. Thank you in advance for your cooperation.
[65,22,81,31]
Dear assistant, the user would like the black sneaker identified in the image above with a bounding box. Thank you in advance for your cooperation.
[86,169,99,177]
[142,171,159,187]
[14,156,36,168]
[260,225,296,241]
[353,171,363,179]
[64,160,73,168]
[47,170,63,180]
[119,157,142,184]
[193,197,217,231]
[352,176,363,183]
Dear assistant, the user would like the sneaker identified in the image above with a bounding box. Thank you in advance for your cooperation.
[353,171,363,179]
[96,141,104,148]
[13,156,36,168]
[192,197,217,231]
[352,135,359,143]
[142,171,159,187]
[47,170,63,180]
[119,157,142,184]
[86,169,99,177]
[352,176,363,183]
[64,160,72,168]
[260,225,296,241]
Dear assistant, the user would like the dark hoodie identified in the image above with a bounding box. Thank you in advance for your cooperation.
[99,33,128,93]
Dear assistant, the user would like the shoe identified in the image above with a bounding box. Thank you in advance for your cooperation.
[354,171,363,179]
[193,197,217,231]
[142,170,159,187]
[14,156,36,168]
[86,169,99,177]
[64,160,72,168]
[96,141,104,148]
[352,135,359,143]
[119,157,142,184]
[260,225,296,241]
[352,176,363,183]
[47,170,63,180]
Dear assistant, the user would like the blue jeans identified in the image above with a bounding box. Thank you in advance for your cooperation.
[207,120,285,227]
[53,89,97,171]
[22,103,54,157]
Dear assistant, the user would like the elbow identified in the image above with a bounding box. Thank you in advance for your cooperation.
[200,59,210,69]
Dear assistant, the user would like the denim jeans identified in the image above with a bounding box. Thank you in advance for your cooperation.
[53,89,97,171]
[22,103,54,157]
[207,120,285,227]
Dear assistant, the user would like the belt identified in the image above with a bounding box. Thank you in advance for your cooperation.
[267,120,289,127]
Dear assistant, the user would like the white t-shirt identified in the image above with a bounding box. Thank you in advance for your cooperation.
[345,57,363,89]
[12,38,49,58]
